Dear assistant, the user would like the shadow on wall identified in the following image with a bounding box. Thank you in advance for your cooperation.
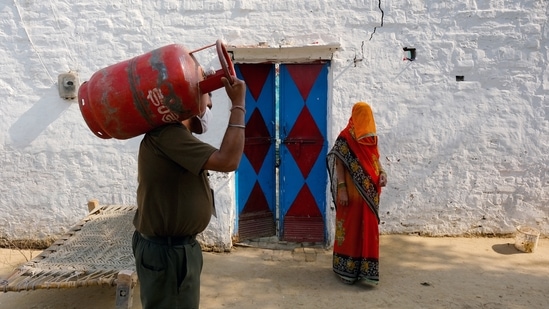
[8,85,72,148]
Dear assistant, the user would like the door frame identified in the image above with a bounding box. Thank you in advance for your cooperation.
[228,44,340,246]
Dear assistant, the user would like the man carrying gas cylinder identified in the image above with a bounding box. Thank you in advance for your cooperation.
[132,71,246,308]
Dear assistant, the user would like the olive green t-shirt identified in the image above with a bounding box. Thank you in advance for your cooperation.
[133,123,217,237]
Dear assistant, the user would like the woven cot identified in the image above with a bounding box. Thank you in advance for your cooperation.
[1,203,138,308]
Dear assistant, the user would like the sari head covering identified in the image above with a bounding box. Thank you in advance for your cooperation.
[349,101,377,143]
[326,101,383,222]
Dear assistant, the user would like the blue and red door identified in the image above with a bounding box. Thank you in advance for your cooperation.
[235,62,329,243]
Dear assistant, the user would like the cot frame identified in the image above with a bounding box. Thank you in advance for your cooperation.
[0,200,138,309]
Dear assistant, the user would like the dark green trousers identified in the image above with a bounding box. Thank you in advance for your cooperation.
[132,231,203,309]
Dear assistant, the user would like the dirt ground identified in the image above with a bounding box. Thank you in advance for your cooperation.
[1,234,548,309]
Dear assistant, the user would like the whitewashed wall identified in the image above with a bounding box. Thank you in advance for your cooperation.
[1,0,547,250]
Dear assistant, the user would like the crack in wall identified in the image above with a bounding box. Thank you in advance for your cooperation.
[369,0,385,41]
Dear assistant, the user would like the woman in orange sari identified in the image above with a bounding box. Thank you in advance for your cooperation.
[326,102,387,285]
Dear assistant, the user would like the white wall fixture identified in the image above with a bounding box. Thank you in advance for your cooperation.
[58,72,79,100]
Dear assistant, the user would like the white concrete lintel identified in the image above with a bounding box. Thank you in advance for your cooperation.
[226,43,341,64]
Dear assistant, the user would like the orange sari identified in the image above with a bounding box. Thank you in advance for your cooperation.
[326,102,383,285]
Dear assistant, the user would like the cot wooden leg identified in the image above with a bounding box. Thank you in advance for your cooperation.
[87,199,100,212]
[115,270,138,309]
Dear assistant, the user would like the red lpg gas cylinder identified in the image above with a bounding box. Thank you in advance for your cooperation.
[78,40,235,139]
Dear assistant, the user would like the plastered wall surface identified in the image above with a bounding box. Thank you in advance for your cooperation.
[1,0,547,249]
